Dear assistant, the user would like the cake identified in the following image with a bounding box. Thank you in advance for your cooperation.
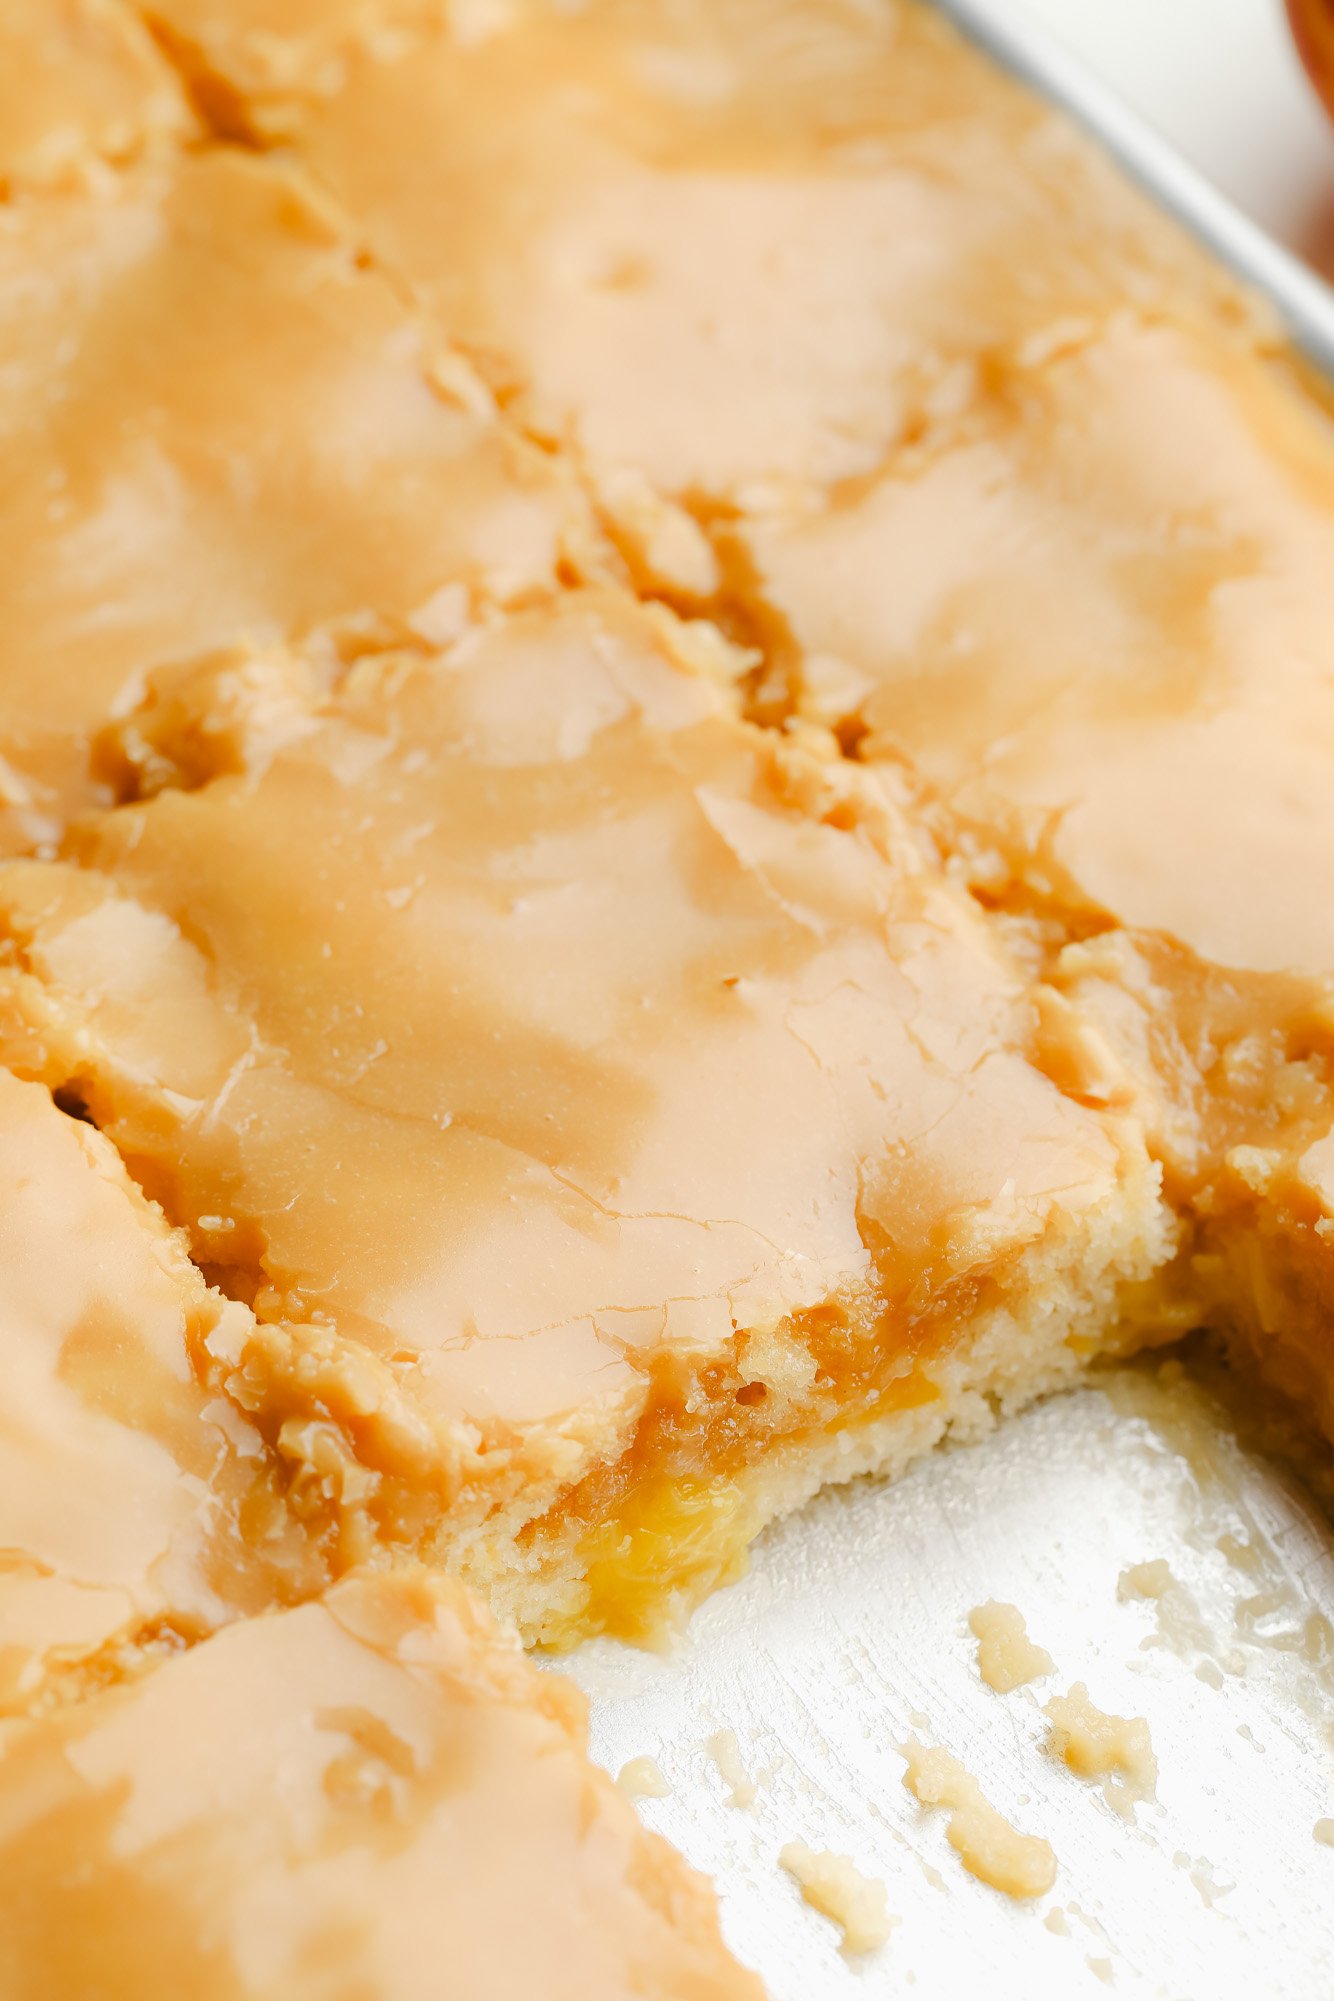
[0,1065,319,1718]
[136,0,1334,1463]
[0,1567,758,2000]
[1,0,1333,1990]
[0,591,1169,1644]
[151,0,1265,605]
[0,0,190,193]
[0,144,594,852]
[734,310,1334,1436]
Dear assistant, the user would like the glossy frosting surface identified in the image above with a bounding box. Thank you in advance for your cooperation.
[0,146,589,852]
[0,0,189,190]
[0,1069,312,1716]
[148,0,444,101]
[3,1,1334,1985]
[0,1569,759,2000]
[745,316,1334,981]
[258,0,1254,519]
[735,303,1334,1348]
[0,594,1130,1499]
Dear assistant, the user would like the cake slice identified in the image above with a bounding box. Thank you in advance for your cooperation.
[189,0,1334,1452]
[0,1067,319,1718]
[0,147,597,856]
[737,313,1334,1437]
[0,0,191,194]
[155,0,1268,602]
[0,1567,760,1999]
[0,592,1172,1643]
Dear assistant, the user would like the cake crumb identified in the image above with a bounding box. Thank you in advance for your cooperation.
[1044,1685,1157,1819]
[968,1600,1054,1692]
[1088,1956,1114,1985]
[616,1756,671,1800]
[778,1842,894,1954]
[900,1741,1056,1900]
[1067,1901,1112,1943]
[1044,1907,1070,1936]
[707,1728,757,1808]
[594,465,721,598]
[1118,1559,1174,1601]
[1217,1531,1265,1576]
[1314,1818,1334,1846]
[1173,1851,1233,1907]
[1225,1144,1279,1194]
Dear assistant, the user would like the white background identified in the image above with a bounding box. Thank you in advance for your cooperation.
[1006,0,1334,271]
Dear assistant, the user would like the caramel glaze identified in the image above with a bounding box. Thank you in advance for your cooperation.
[0,591,1157,1575]
[0,145,595,856]
[155,0,1265,599]
[1,1,1334,1983]
[0,1067,319,1720]
[0,1568,760,2000]
[0,0,190,193]
[737,313,1334,1424]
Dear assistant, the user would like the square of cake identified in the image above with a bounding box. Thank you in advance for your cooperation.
[143,0,446,122]
[0,146,595,855]
[0,1068,319,1718]
[0,591,1171,1642]
[149,0,1266,605]
[735,314,1334,1438]
[0,1567,759,1999]
[167,0,1334,1457]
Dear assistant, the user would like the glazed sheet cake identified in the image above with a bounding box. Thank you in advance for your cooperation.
[0,1570,758,2001]
[1,0,1333,1993]
[0,596,1169,1645]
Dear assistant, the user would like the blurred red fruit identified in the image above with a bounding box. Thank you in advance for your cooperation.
[1289,0,1334,122]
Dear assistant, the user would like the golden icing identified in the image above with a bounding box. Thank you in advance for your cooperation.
[0,0,190,192]
[4,0,1334,1984]
[746,316,1334,979]
[0,1568,759,1999]
[0,1070,316,1717]
[199,0,1257,511]
[0,592,1162,1621]
[0,146,593,854]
